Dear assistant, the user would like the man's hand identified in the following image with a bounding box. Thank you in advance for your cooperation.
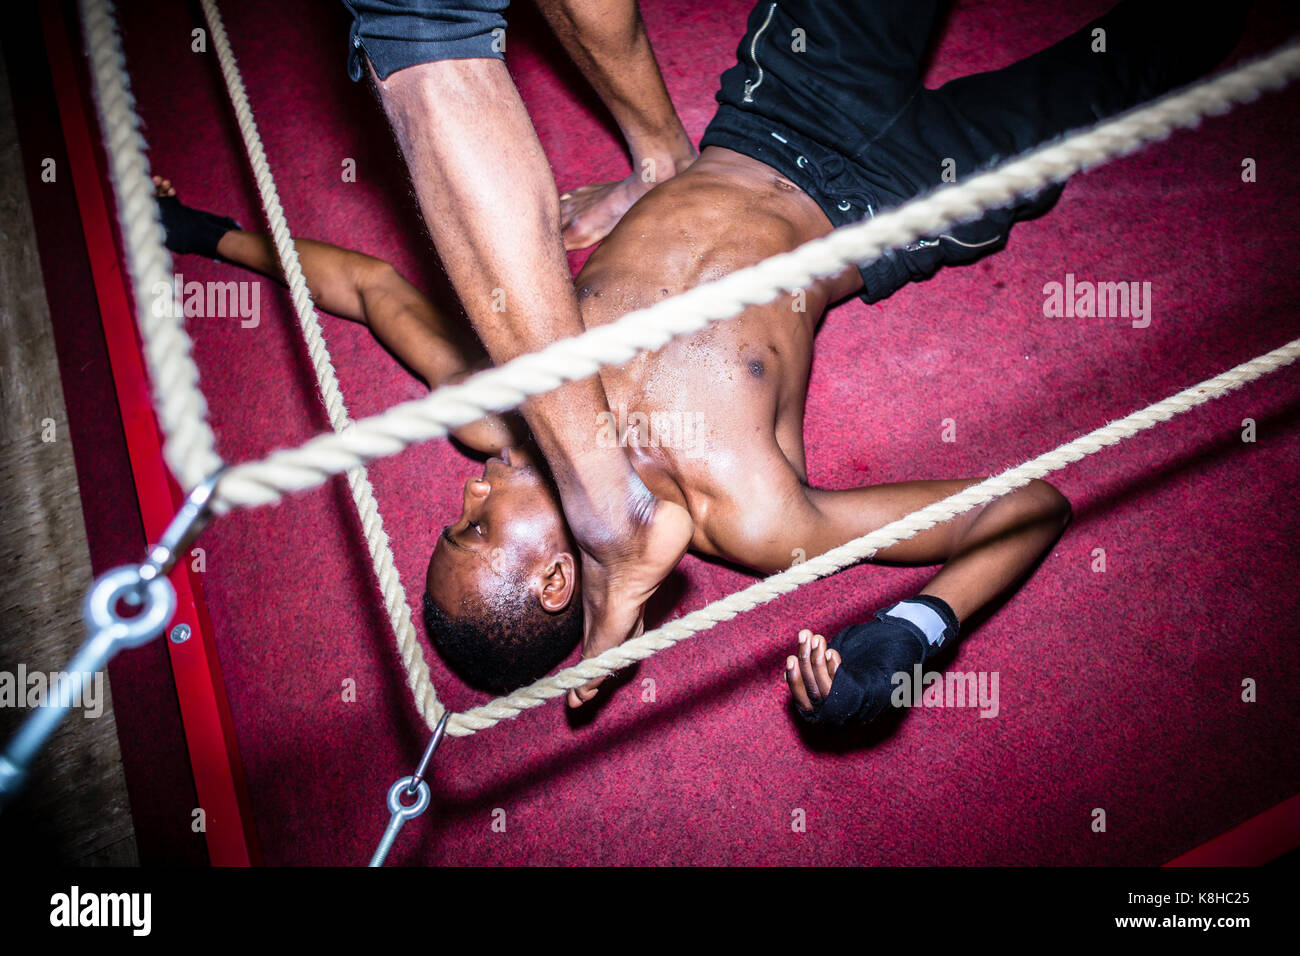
[374,51,695,712]
[785,629,841,713]
[565,490,693,707]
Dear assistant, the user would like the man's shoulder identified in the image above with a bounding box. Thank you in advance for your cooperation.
[682,453,815,573]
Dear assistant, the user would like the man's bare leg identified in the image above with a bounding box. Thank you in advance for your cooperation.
[535,0,697,249]
[373,59,692,705]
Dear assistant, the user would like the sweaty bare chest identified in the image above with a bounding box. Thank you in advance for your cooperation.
[600,322,793,467]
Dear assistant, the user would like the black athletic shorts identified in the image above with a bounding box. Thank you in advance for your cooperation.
[700,0,1244,303]
[344,0,508,82]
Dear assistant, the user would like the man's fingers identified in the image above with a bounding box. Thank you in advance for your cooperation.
[827,648,841,680]
[797,631,821,702]
[811,633,834,698]
[567,681,602,708]
[786,655,812,711]
[567,687,587,708]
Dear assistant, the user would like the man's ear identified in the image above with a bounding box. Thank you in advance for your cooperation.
[536,551,576,613]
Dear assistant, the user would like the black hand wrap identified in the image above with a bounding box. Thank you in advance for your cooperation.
[157,194,240,259]
[799,595,959,726]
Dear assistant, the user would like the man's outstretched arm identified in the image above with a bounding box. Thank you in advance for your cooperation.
[701,464,1068,721]
[373,56,691,705]
[783,477,1071,721]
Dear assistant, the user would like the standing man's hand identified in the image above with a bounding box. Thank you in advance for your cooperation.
[563,476,692,708]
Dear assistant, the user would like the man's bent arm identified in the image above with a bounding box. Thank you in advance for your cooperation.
[754,475,1070,723]
[803,479,1071,623]
[707,467,1069,621]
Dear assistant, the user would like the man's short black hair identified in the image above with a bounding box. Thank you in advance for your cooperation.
[423,589,582,694]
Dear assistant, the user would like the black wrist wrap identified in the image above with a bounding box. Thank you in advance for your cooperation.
[157,194,240,259]
[799,595,959,726]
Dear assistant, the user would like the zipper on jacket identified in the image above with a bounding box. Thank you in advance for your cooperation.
[742,3,778,103]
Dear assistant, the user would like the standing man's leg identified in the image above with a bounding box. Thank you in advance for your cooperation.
[344,0,692,704]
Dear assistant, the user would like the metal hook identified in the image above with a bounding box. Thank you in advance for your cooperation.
[369,710,451,866]
[0,563,176,810]
[405,710,450,797]
[133,469,224,598]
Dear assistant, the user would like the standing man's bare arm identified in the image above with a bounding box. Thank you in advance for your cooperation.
[368,22,691,705]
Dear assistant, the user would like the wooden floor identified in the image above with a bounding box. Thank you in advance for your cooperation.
[0,46,137,865]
